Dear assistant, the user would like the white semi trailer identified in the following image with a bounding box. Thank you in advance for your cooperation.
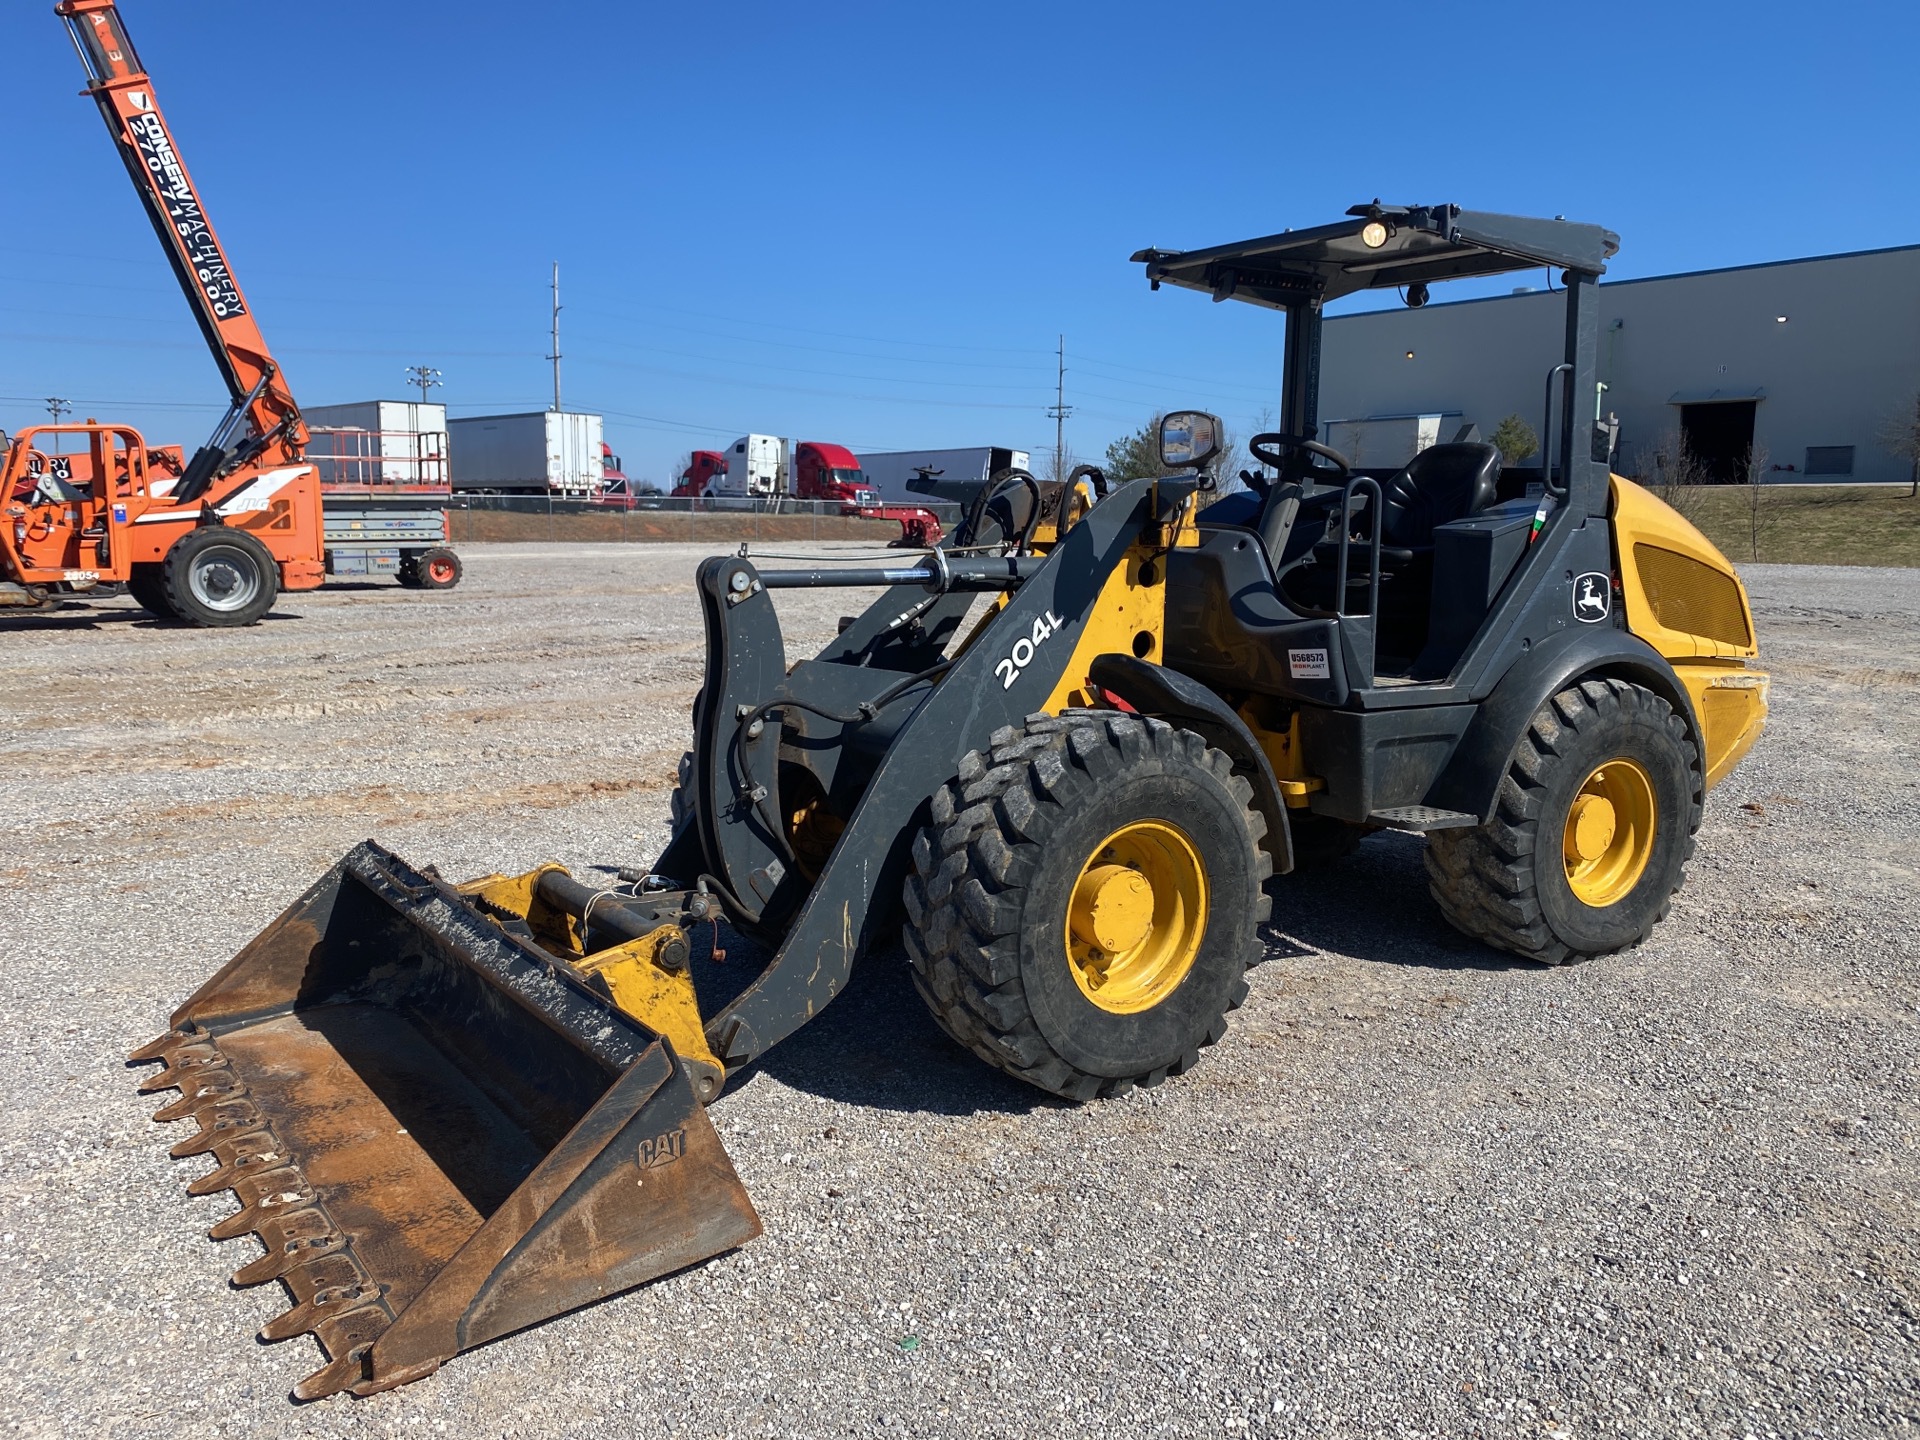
[449,411,605,495]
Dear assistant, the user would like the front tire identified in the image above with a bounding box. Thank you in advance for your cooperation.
[160,526,279,628]
[126,563,174,619]
[903,710,1271,1101]
[1425,678,1699,964]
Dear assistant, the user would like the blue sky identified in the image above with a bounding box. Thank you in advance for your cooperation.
[3,0,1912,483]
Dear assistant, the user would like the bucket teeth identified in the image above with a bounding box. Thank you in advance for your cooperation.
[233,1229,344,1288]
[208,1186,309,1241]
[260,1283,379,1343]
[185,1132,284,1195]
[137,1041,226,1093]
[128,1027,199,1064]
[166,1099,263,1154]
[293,1334,381,1404]
[153,1073,248,1124]
[133,1024,399,1398]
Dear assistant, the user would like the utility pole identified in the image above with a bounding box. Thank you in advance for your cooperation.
[404,365,442,405]
[43,397,72,455]
[547,262,563,413]
[1046,336,1072,481]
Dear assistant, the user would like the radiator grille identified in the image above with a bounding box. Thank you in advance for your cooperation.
[1633,544,1751,648]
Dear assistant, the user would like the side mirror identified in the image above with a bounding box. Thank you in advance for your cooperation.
[1160,411,1223,471]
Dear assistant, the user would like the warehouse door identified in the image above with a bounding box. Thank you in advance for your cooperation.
[1680,401,1757,485]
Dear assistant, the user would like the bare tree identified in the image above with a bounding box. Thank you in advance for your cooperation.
[1743,441,1773,562]
[1040,446,1083,484]
[1210,418,1242,493]
[1644,429,1711,520]
[1880,389,1920,498]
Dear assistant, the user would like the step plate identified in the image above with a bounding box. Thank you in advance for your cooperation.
[1367,805,1478,832]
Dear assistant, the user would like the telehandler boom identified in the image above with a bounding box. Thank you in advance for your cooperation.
[0,1,322,625]
[135,203,1768,1398]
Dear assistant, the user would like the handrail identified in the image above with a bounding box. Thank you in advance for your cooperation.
[1335,475,1382,618]
[1541,362,1573,497]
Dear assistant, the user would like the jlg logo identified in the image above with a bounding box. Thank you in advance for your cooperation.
[994,611,1068,690]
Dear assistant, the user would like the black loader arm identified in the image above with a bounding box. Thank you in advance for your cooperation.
[688,480,1166,1071]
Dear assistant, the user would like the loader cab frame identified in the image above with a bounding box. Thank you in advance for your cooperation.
[1134,203,1623,708]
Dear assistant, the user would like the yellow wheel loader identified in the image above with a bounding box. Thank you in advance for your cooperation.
[134,204,1769,1399]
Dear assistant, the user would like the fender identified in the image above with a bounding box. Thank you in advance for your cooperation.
[1089,653,1294,876]
[1426,626,1702,823]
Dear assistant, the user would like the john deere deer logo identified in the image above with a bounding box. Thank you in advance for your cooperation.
[1573,572,1611,624]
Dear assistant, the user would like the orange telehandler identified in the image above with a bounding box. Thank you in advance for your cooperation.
[0,0,323,626]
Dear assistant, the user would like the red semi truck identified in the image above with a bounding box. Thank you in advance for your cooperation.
[672,449,729,498]
[672,436,942,545]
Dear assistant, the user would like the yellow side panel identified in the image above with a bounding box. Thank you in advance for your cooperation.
[1038,486,1194,714]
[1610,477,1769,791]
[1039,549,1166,713]
[1610,476,1759,661]
[1675,663,1770,791]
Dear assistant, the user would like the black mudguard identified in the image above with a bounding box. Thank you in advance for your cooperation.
[1424,627,1701,823]
[1088,652,1293,876]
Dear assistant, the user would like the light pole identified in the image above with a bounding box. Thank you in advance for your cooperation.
[404,366,442,405]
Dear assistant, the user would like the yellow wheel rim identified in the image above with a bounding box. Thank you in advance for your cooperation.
[1562,758,1658,907]
[1063,820,1208,1014]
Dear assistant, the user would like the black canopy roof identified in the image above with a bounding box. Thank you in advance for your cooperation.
[1132,203,1619,310]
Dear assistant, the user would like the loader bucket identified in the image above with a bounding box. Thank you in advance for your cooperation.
[131,840,761,1400]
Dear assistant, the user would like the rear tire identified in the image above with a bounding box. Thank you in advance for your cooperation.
[409,546,461,589]
[126,563,174,619]
[160,526,278,628]
[903,710,1271,1101]
[1424,678,1699,964]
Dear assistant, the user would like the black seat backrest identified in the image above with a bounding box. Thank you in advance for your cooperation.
[1378,442,1502,550]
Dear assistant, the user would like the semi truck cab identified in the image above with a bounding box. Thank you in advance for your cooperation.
[793,441,878,506]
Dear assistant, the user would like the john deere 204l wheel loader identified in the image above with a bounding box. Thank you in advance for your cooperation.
[135,203,1768,1398]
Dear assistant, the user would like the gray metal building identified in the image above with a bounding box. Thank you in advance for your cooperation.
[1319,244,1920,484]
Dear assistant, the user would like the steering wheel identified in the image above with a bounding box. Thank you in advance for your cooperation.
[1247,432,1352,480]
[13,450,56,505]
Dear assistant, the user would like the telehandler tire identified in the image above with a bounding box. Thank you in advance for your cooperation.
[904,710,1270,1101]
[125,563,175,619]
[1424,677,1699,964]
[160,525,278,627]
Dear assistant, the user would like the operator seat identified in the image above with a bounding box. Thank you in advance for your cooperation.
[1371,442,1502,563]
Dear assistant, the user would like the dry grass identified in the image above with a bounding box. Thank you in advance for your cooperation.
[1656,484,1920,566]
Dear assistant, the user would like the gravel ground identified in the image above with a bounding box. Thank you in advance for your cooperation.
[0,546,1913,1440]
